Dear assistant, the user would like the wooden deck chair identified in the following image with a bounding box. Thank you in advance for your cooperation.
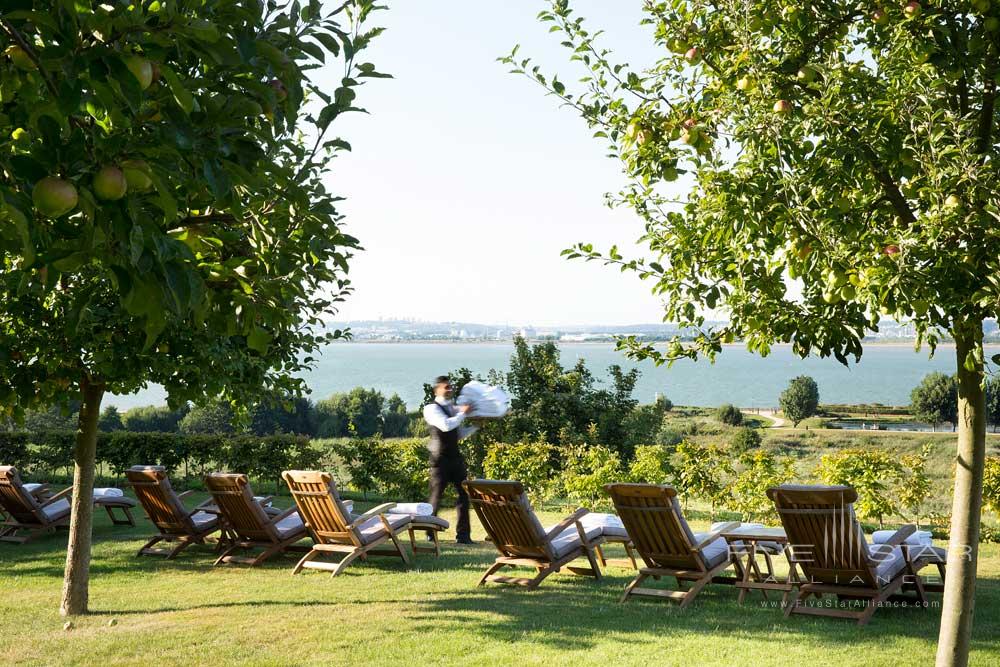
[126,465,222,559]
[282,470,411,577]
[0,466,73,543]
[767,484,947,625]
[205,473,309,567]
[464,479,605,590]
[605,483,739,608]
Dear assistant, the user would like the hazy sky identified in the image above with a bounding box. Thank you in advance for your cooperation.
[324,1,677,327]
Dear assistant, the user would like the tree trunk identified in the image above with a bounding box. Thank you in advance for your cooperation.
[936,321,986,667]
[59,376,105,617]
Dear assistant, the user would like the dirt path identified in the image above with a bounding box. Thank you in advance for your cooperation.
[743,408,786,427]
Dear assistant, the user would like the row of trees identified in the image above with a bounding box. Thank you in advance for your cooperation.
[911,372,1000,431]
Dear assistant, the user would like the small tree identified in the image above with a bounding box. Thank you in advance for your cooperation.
[482,440,559,504]
[628,444,675,484]
[779,376,820,427]
[896,444,934,525]
[726,449,794,522]
[715,403,743,426]
[179,400,236,435]
[673,440,732,518]
[97,406,123,432]
[911,372,959,431]
[0,1,384,614]
[816,448,903,527]
[561,443,622,511]
[985,376,1000,433]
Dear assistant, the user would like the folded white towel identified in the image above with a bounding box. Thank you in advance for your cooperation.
[23,483,44,492]
[871,529,933,546]
[388,502,433,516]
[456,381,510,418]
[93,488,124,498]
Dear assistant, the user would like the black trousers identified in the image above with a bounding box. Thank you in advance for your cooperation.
[428,456,470,539]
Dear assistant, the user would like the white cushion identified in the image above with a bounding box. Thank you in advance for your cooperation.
[190,511,219,529]
[691,533,731,568]
[23,483,43,493]
[871,529,932,546]
[357,513,410,545]
[274,512,305,539]
[547,522,603,558]
[41,498,71,521]
[389,502,433,516]
[93,487,124,498]
[870,544,908,583]
[579,512,629,539]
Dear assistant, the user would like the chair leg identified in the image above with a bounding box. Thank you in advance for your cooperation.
[624,543,638,570]
[166,539,191,560]
[292,549,321,575]
[679,575,711,609]
[584,547,602,580]
[526,565,555,590]
[478,561,507,586]
[331,549,365,577]
[214,543,240,566]
[388,530,410,565]
[137,535,164,557]
[432,529,440,557]
[621,572,649,603]
[595,545,607,567]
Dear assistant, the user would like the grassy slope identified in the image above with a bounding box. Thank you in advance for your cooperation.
[2,497,1000,666]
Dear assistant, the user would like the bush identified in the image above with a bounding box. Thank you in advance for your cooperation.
[482,441,559,504]
[0,432,30,469]
[815,448,903,527]
[381,439,430,501]
[122,405,189,433]
[716,403,743,426]
[622,395,673,447]
[725,450,794,522]
[673,440,732,518]
[628,445,674,484]
[729,426,762,454]
[561,444,622,511]
[984,457,1000,516]
[179,400,236,435]
[98,406,124,432]
[780,375,820,427]
[330,436,395,498]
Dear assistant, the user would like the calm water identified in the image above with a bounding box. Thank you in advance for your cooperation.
[107,342,995,411]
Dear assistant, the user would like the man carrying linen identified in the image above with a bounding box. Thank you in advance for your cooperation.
[423,375,476,544]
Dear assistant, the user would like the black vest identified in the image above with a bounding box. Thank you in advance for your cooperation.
[427,402,460,462]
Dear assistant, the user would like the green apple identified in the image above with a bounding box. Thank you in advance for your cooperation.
[872,8,889,24]
[986,17,1000,31]
[121,159,153,192]
[684,47,701,64]
[93,166,128,201]
[123,55,153,90]
[974,0,991,12]
[796,65,818,83]
[944,194,961,208]
[839,284,856,301]
[668,37,690,54]
[736,76,753,91]
[903,2,921,19]
[10,127,29,145]
[822,290,841,304]
[4,45,36,71]
[32,176,78,218]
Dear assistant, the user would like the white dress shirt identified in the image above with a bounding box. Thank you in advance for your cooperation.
[423,397,477,440]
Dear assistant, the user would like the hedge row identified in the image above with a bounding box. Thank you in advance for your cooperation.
[0,431,319,491]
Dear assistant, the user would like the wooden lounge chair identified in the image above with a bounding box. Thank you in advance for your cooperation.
[767,484,947,625]
[282,470,411,577]
[126,465,222,559]
[0,466,136,544]
[464,479,604,589]
[204,473,309,567]
[605,483,739,607]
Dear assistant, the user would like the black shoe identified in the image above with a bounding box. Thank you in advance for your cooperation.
[455,536,476,545]
[425,531,435,542]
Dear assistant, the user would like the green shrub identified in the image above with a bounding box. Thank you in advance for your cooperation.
[628,445,674,484]
[0,432,30,469]
[984,457,1000,516]
[482,440,559,504]
[179,400,236,435]
[121,405,188,433]
[561,444,622,511]
[655,426,684,447]
[729,426,762,454]
[673,440,732,518]
[815,448,903,527]
[331,436,395,498]
[382,439,430,501]
[725,450,794,522]
[716,403,743,426]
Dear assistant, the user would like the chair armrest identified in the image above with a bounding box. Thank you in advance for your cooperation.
[544,508,589,544]
[881,524,917,549]
[29,484,51,499]
[691,521,740,552]
[348,502,397,529]
[256,495,274,506]
[40,486,73,506]
[177,490,195,500]
[265,506,298,525]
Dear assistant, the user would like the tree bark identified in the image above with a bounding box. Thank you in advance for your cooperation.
[936,321,986,667]
[59,376,105,617]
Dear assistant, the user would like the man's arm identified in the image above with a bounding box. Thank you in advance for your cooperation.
[423,403,469,432]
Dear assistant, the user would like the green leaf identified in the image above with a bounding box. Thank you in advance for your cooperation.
[247,327,272,353]
[158,64,195,114]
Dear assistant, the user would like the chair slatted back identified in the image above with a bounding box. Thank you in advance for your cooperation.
[605,483,706,571]
[0,466,44,524]
[282,471,357,545]
[126,466,194,535]
[204,473,276,542]
[767,485,877,587]
[464,480,550,559]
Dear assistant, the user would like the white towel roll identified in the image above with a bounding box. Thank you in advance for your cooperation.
[93,488,124,498]
[388,502,433,516]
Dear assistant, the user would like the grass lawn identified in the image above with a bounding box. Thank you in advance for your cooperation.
[3,496,1000,666]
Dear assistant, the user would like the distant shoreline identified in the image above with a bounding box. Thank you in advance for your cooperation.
[337,339,999,349]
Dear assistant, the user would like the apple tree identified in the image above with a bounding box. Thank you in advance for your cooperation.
[1,0,387,615]
[507,1,999,663]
